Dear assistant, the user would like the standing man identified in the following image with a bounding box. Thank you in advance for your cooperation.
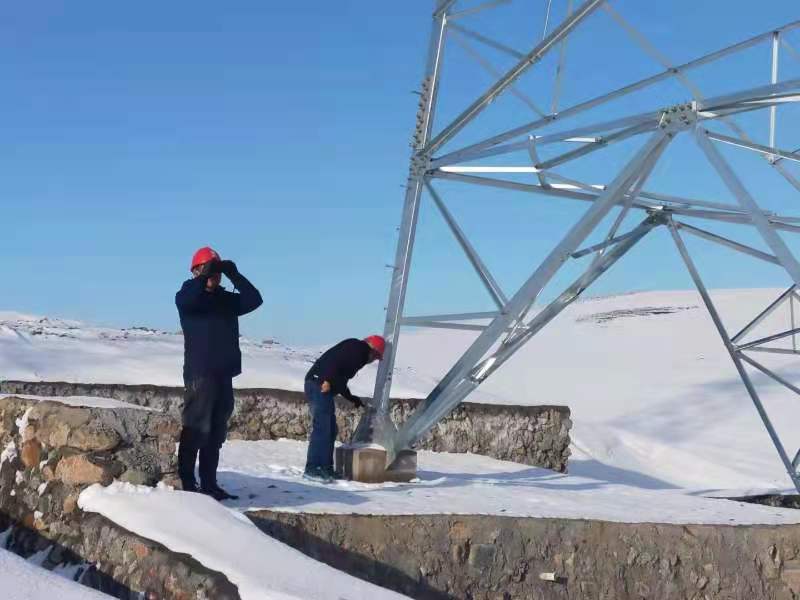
[303,335,385,482]
[175,246,263,500]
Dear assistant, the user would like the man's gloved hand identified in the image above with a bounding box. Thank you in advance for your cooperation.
[219,260,239,278]
[348,396,364,408]
[199,261,222,276]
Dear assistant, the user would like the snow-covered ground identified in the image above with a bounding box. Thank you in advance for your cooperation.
[3,289,800,495]
[77,482,410,600]
[7,289,800,598]
[214,439,800,525]
[74,438,800,600]
[0,311,435,398]
[0,543,108,600]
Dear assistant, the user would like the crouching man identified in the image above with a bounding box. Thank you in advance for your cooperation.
[175,246,263,500]
[303,335,385,482]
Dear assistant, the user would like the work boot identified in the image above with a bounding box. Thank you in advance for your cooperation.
[178,428,201,487]
[201,484,239,501]
[181,480,203,494]
[303,466,335,484]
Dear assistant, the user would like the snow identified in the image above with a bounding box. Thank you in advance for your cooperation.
[0,312,432,398]
[73,438,800,599]
[0,546,109,600]
[15,407,32,435]
[8,290,800,596]
[1,441,17,465]
[0,394,154,411]
[208,438,800,526]
[5,289,800,494]
[78,482,411,600]
[397,289,800,495]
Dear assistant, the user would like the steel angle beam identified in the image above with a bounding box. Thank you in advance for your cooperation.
[426,182,508,309]
[394,213,661,453]
[449,28,547,117]
[431,169,800,232]
[446,22,525,59]
[737,328,800,351]
[433,0,459,18]
[739,353,800,397]
[390,132,670,455]
[431,110,660,168]
[674,222,780,266]
[704,130,800,165]
[402,311,500,323]
[399,321,489,331]
[668,221,800,493]
[771,32,780,153]
[748,347,800,356]
[446,0,511,21]
[422,0,604,156]
[732,286,797,344]
[535,121,657,170]
[432,21,800,169]
[431,79,800,170]
[696,129,800,287]
[359,2,452,447]
[571,228,642,259]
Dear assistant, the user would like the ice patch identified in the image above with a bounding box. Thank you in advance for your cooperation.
[1,441,17,465]
[15,407,33,438]
[26,547,50,567]
[52,561,86,582]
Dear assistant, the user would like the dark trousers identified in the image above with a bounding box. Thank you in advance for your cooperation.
[178,375,235,487]
[304,379,337,470]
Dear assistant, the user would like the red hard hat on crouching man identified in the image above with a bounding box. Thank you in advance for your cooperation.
[363,335,386,359]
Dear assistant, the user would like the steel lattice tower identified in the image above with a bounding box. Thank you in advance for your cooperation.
[353,0,800,492]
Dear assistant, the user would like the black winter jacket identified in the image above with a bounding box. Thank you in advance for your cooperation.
[306,338,371,401]
[176,272,262,379]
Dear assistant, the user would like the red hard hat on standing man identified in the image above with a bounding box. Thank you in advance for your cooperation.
[190,246,220,271]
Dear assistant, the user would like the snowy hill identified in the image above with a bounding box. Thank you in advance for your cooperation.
[3,288,800,495]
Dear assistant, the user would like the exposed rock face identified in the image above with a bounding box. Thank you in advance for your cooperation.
[249,510,800,600]
[0,395,239,599]
[1,380,572,472]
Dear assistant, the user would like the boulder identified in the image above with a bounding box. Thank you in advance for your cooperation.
[20,439,41,469]
[55,454,121,486]
[67,424,121,452]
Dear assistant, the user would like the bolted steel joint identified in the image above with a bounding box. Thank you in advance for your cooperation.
[411,75,436,150]
[658,101,698,132]
[410,153,432,178]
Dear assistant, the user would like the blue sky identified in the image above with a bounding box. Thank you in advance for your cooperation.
[2,1,800,344]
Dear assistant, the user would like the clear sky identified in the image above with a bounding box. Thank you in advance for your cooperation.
[2,1,800,345]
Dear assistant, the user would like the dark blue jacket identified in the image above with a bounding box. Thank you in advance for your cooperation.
[306,338,371,401]
[176,272,262,380]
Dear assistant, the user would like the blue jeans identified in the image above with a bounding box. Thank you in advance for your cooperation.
[305,379,338,470]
